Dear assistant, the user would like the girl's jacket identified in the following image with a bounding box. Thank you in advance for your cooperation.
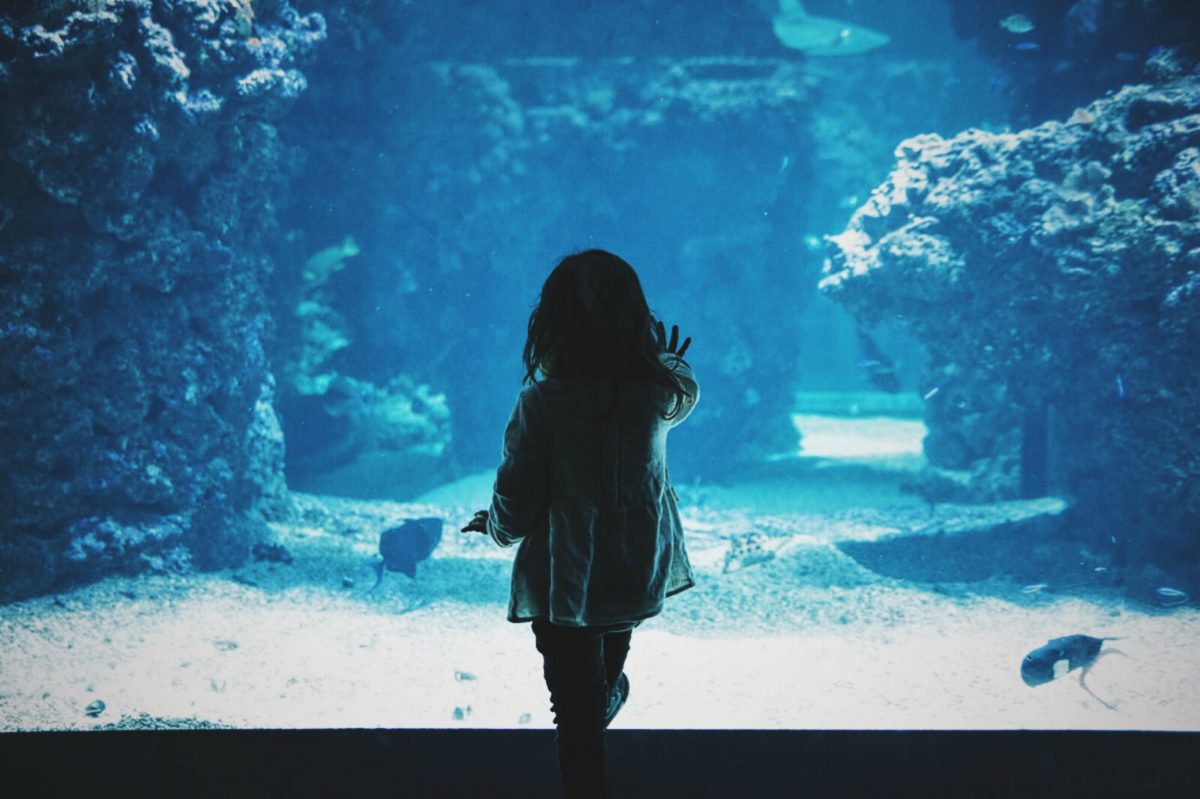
[487,353,699,627]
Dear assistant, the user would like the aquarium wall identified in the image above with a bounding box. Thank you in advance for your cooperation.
[1,0,1198,733]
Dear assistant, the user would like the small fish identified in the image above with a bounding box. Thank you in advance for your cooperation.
[230,0,255,37]
[303,235,360,284]
[1115,51,1141,62]
[999,14,1035,34]
[1013,41,1040,51]
[922,386,940,401]
[1021,634,1124,710]
[1115,374,1125,400]
[1156,587,1188,607]
[803,234,823,252]
[1021,583,1048,594]
[1068,108,1095,125]
[779,155,791,174]
[856,327,900,393]
[371,517,444,590]
[85,700,106,718]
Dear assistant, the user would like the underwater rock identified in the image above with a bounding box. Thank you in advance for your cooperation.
[0,0,326,601]
[282,41,822,476]
[835,498,1069,583]
[822,68,1200,581]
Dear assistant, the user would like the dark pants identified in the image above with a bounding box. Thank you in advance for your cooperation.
[532,620,634,799]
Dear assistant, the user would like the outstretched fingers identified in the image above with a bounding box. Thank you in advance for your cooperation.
[655,320,692,359]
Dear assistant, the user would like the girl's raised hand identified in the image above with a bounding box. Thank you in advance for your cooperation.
[655,320,692,359]
[461,509,489,534]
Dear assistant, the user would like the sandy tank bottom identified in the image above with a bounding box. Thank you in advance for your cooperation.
[2,416,1198,732]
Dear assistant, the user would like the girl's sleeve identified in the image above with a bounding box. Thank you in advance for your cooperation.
[661,352,700,426]
[486,388,548,547]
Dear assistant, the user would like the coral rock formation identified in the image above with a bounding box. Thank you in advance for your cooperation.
[0,0,326,601]
[822,64,1200,581]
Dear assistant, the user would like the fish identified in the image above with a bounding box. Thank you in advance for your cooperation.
[999,14,1035,34]
[1069,107,1095,125]
[771,0,889,56]
[1156,587,1188,607]
[231,0,255,37]
[1013,41,1040,51]
[1020,634,1124,710]
[371,517,444,589]
[856,327,901,393]
[303,235,360,284]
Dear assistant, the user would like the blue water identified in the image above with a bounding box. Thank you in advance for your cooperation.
[1,0,1198,733]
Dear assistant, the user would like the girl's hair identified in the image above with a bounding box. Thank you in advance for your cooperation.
[522,249,693,419]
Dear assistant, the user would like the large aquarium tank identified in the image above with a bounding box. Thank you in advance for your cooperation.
[2,0,1198,781]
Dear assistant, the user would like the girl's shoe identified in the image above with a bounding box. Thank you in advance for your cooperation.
[604,673,629,728]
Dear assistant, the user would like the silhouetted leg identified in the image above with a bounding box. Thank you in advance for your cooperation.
[533,621,609,799]
[602,629,632,691]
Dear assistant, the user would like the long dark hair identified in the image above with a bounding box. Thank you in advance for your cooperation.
[522,249,693,419]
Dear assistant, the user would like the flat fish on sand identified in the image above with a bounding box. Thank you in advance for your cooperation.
[370,517,443,589]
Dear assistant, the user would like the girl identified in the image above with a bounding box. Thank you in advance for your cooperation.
[461,249,699,799]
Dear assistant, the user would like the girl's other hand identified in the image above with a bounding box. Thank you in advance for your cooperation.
[461,510,489,534]
[655,320,692,359]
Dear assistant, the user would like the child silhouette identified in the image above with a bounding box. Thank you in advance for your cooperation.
[462,249,699,799]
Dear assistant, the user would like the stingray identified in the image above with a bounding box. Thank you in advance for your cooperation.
[1020,634,1127,710]
[370,517,443,590]
[772,0,889,56]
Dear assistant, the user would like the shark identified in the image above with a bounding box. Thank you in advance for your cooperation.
[771,0,890,56]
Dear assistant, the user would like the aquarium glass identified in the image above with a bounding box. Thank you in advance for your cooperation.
[1,0,1198,733]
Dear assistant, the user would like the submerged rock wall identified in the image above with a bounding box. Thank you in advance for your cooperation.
[0,0,326,601]
[822,66,1200,581]
[279,9,824,485]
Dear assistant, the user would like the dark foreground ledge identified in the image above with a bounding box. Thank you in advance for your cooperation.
[2,729,1196,797]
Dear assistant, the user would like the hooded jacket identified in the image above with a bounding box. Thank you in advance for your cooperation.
[486,353,699,626]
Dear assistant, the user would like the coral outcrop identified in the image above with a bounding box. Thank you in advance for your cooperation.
[822,64,1200,582]
[280,39,823,479]
[0,0,326,601]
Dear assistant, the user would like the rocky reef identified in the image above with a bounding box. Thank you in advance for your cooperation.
[822,62,1200,583]
[0,0,326,601]
[278,13,824,480]
[270,0,998,482]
